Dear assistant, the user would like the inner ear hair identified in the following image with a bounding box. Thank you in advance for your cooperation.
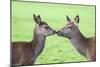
[37,15,42,25]
[33,14,42,24]
[37,15,41,22]
[33,14,37,21]
[66,16,71,22]
[74,15,79,23]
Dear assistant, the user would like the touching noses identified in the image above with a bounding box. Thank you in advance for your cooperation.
[53,30,57,34]
[56,31,64,36]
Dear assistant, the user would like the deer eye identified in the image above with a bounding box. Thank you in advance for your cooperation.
[68,26,72,28]
[67,27,72,31]
[44,26,49,29]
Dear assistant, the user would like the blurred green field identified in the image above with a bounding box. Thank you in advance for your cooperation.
[12,1,95,64]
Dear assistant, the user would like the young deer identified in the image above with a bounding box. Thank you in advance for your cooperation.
[57,15,96,61]
[11,14,56,66]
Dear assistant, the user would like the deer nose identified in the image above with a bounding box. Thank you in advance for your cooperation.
[53,30,57,34]
[56,31,64,36]
[56,31,62,35]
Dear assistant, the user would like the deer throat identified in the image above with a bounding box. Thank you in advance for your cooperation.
[31,33,46,62]
[33,34,46,52]
[70,32,87,57]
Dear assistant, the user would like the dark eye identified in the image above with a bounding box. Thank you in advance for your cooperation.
[67,26,72,30]
[45,26,49,29]
[68,26,72,28]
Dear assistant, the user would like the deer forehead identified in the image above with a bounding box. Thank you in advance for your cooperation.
[38,24,49,30]
[42,24,48,27]
[67,22,74,27]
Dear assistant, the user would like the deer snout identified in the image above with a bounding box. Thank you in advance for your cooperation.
[53,30,57,34]
[56,31,64,36]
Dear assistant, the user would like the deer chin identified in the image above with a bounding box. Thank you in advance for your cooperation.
[61,34,71,39]
[65,35,71,39]
[57,32,71,39]
[47,34,54,36]
[44,32,55,37]
[49,31,56,36]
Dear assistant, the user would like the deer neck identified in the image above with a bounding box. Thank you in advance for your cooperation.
[30,30,46,61]
[32,31,46,49]
[32,24,46,47]
[70,28,88,57]
[30,30,46,62]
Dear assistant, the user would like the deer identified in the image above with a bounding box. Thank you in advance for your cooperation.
[57,15,96,61]
[11,14,56,66]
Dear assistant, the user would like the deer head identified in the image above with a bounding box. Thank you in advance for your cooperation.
[33,14,56,36]
[57,15,80,39]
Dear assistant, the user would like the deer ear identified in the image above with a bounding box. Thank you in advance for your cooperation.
[33,14,42,25]
[74,15,79,24]
[66,16,71,22]
[37,15,41,23]
[33,14,36,21]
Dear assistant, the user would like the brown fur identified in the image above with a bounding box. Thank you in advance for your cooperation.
[86,36,96,61]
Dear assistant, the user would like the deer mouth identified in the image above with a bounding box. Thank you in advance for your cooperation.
[46,31,56,36]
[56,31,64,36]
[56,31,71,39]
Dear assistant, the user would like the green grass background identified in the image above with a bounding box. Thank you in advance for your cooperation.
[12,1,95,64]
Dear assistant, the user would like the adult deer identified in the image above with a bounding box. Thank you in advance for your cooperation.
[11,14,56,66]
[57,15,96,61]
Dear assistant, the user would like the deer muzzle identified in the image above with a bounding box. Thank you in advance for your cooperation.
[56,31,64,36]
